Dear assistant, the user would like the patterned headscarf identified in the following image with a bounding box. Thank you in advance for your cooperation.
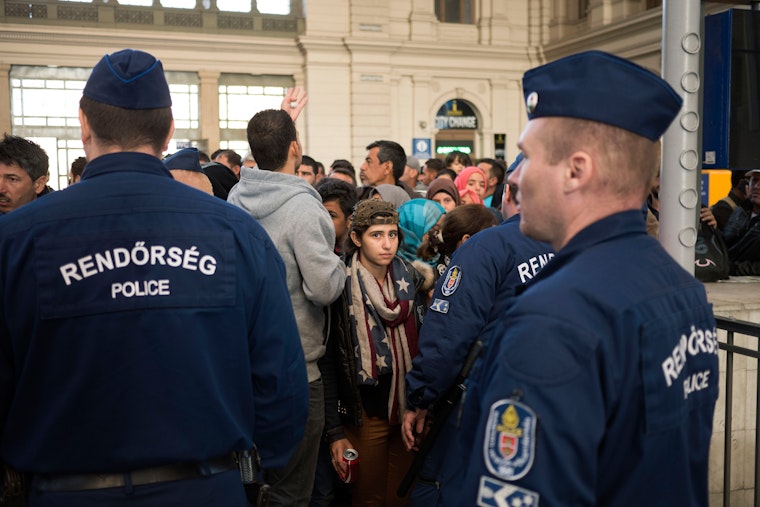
[397,198,446,265]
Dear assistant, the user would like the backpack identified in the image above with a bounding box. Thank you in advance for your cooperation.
[694,222,731,282]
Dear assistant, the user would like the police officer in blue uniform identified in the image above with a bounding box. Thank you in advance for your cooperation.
[453,51,719,507]
[401,154,554,505]
[0,49,309,507]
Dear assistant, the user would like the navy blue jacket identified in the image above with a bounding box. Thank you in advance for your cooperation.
[405,215,554,411]
[0,152,309,475]
[453,211,718,507]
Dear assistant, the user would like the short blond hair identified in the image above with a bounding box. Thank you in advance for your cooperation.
[542,118,659,202]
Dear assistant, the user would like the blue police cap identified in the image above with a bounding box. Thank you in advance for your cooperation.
[83,49,172,109]
[522,50,682,141]
[507,152,524,175]
[163,148,203,173]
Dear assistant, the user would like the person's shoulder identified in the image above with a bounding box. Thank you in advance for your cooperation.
[0,187,71,237]
[454,219,531,256]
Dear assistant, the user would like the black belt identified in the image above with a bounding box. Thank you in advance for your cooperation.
[33,454,237,492]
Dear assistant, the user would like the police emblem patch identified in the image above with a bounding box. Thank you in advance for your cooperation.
[430,298,450,314]
[477,476,539,507]
[441,265,462,296]
[484,399,537,481]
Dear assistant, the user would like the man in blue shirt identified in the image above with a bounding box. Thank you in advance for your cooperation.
[402,154,553,506]
[0,49,309,507]
[454,51,718,507]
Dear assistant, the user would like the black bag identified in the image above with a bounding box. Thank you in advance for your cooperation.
[694,222,730,282]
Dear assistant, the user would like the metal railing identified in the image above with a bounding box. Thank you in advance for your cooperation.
[716,315,760,506]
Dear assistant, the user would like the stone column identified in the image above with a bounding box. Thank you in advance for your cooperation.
[198,70,220,154]
[0,64,11,136]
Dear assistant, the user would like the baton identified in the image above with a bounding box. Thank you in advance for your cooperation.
[397,339,484,497]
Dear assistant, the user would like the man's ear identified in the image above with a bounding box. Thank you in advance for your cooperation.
[289,140,300,160]
[565,151,593,193]
[32,175,47,194]
[79,108,91,146]
[161,119,175,154]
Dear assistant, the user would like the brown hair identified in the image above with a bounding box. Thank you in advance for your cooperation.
[418,204,498,261]
[79,96,172,154]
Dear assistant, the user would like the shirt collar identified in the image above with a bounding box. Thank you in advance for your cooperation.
[82,152,173,181]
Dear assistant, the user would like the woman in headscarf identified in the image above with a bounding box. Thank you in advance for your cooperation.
[320,200,431,507]
[396,199,446,266]
[458,188,483,206]
[453,166,487,205]
[372,184,412,210]
[417,203,499,281]
[425,178,460,213]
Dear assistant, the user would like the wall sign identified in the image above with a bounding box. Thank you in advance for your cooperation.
[435,99,478,130]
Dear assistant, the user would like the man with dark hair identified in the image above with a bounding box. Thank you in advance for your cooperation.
[213,149,243,179]
[315,160,326,183]
[296,154,319,187]
[315,177,358,255]
[360,140,416,198]
[0,49,309,507]
[712,170,749,231]
[401,155,422,193]
[68,156,87,185]
[723,169,760,275]
[228,107,345,507]
[0,134,49,214]
[418,158,443,187]
[328,159,357,186]
[453,50,717,507]
[477,157,507,209]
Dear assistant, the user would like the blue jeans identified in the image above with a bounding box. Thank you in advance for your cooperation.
[266,379,325,507]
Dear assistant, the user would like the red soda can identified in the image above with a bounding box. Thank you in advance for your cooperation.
[341,448,360,483]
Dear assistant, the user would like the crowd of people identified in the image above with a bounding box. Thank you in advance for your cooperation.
[0,47,725,507]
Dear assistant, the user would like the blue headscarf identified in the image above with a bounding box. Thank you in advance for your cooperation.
[397,198,445,265]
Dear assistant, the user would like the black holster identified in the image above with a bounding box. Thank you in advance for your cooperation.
[236,449,270,507]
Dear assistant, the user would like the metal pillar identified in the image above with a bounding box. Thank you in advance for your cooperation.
[659,0,704,273]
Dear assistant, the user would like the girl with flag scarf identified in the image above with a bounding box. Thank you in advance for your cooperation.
[320,199,432,507]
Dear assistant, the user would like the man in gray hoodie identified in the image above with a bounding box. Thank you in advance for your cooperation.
[228,108,345,506]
